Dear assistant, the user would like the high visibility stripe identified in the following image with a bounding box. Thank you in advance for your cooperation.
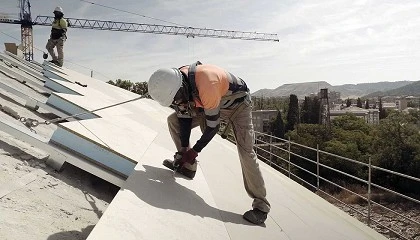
[204,108,220,128]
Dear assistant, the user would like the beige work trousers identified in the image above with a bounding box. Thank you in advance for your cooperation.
[167,97,271,213]
[46,38,65,66]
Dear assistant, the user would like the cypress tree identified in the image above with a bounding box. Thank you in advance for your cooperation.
[357,98,363,108]
[286,94,299,132]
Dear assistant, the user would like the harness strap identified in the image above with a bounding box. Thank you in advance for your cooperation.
[188,61,202,101]
[186,61,250,139]
[221,91,248,101]
[188,61,248,103]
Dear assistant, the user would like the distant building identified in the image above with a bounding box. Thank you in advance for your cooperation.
[252,110,278,133]
[330,106,379,124]
[395,97,408,111]
[381,102,397,110]
[322,91,341,104]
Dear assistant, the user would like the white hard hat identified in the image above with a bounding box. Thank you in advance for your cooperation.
[148,68,183,107]
[54,6,63,13]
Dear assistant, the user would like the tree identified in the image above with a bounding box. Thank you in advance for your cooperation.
[346,98,352,107]
[301,97,310,124]
[301,96,321,124]
[378,97,387,119]
[132,82,149,96]
[252,96,287,111]
[371,111,420,194]
[357,98,363,108]
[270,110,285,139]
[107,79,134,91]
[286,94,299,132]
[286,124,332,185]
[107,80,151,98]
[107,80,115,85]
[311,97,321,124]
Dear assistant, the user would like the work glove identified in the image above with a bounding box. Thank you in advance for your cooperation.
[174,149,198,169]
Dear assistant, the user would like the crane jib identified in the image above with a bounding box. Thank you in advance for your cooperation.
[33,16,279,42]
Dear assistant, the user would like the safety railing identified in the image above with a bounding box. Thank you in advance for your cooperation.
[224,130,419,240]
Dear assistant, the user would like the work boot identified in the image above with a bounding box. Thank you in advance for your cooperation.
[162,152,197,179]
[243,208,268,225]
[48,60,59,66]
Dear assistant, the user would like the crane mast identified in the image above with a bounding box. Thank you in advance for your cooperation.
[19,0,34,61]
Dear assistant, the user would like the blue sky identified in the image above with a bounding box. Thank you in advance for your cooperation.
[1,0,420,92]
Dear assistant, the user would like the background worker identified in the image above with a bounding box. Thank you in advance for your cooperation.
[147,62,271,225]
[46,6,67,67]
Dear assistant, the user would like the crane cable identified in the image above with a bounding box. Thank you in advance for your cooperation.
[0,30,45,53]
[42,94,148,126]
[1,94,148,129]
[78,0,188,27]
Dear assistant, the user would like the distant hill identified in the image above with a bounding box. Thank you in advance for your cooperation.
[253,81,332,98]
[252,81,415,99]
[363,81,420,98]
[332,81,416,98]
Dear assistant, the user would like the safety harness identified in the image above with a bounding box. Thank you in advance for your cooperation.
[186,61,249,139]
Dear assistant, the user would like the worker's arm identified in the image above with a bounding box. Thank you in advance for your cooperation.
[192,124,219,153]
[60,19,68,33]
[179,117,192,148]
[192,90,222,153]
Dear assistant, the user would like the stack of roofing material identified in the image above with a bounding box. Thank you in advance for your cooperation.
[0,51,46,81]
[42,62,165,179]
[0,53,135,186]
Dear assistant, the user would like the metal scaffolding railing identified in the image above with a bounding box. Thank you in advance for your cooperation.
[224,130,420,240]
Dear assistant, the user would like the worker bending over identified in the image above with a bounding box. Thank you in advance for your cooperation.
[148,62,271,225]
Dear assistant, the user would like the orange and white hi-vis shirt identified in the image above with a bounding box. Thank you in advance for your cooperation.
[179,64,249,152]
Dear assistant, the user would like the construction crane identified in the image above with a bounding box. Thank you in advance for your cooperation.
[0,0,34,61]
[0,0,279,62]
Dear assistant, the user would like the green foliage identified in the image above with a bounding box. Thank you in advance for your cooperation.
[322,140,365,180]
[132,82,149,96]
[331,113,371,133]
[113,79,133,90]
[357,98,363,108]
[287,124,332,149]
[371,111,420,194]
[378,97,387,119]
[319,114,374,180]
[300,97,320,124]
[251,96,287,110]
[365,99,369,109]
[407,108,420,122]
[346,98,352,107]
[312,97,321,124]
[106,80,115,85]
[286,94,299,132]
[270,111,285,139]
[107,79,150,97]
[286,124,332,185]
[288,115,373,186]
[301,97,310,124]
[257,94,420,197]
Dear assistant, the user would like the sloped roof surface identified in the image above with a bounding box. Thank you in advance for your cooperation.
[0,53,387,240]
